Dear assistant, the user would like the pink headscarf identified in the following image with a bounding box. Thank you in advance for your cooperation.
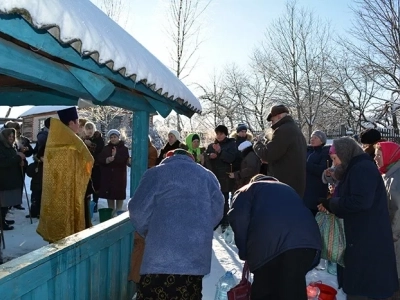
[329,144,336,155]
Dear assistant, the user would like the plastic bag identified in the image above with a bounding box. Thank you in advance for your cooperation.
[315,212,346,267]
[227,261,251,300]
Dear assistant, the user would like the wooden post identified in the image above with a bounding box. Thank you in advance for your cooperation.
[130,110,149,196]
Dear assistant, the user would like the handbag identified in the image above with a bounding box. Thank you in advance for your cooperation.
[315,212,346,267]
[227,261,252,300]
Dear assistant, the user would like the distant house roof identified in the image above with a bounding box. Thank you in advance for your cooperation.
[19,106,73,117]
[0,0,202,114]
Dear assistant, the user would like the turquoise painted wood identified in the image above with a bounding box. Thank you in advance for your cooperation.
[0,88,78,106]
[102,88,156,114]
[0,214,136,300]
[0,37,93,100]
[144,96,173,118]
[67,65,115,102]
[0,15,194,117]
[130,110,150,196]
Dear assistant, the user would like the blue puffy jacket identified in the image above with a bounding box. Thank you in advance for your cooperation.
[228,181,321,272]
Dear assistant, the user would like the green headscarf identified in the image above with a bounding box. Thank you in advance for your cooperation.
[185,133,202,163]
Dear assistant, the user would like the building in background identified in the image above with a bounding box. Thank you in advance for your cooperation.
[19,106,72,141]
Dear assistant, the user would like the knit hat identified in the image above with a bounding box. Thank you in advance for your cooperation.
[311,130,327,145]
[192,134,200,141]
[329,144,336,155]
[238,140,252,151]
[215,125,228,136]
[57,107,78,124]
[165,149,195,161]
[267,105,289,121]
[360,128,381,145]
[168,130,180,141]
[107,129,120,138]
[236,124,248,133]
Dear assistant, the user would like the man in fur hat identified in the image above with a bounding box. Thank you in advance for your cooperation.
[37,107,94,243]
[254,105,307,197]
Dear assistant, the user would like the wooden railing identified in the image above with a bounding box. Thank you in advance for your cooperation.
[0,213,135,300]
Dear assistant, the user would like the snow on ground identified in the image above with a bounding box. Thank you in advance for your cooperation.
[2,162,345,299]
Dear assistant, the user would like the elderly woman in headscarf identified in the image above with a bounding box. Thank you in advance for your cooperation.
[319,137,398,299]
[4,121,33,210]
[184,133,205,164]
[374,141,400,299]
[98,129,130,213]
[303,130,331,216]
[156,130,181,165]
[0,128,26,230]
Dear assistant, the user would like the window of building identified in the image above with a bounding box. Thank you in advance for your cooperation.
[38,118,46,131]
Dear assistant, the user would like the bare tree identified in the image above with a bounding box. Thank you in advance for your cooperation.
[196,71,236,129]
[164,0,211,132]
[325,50,383,132]
[90,0,130,28]
[80,106,131,136]
[348,0,400,129]
[258,1,336,136]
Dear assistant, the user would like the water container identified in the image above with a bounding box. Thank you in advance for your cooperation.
[327,261,337,276]
[223,226,234,244]
[214,271,237,300]
[315,259,327,271]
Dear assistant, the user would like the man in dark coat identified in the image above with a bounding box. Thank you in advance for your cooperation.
[303,130,331,216]
[253,105,307,197]
[228,175,321,299]
[321,137,398,299]
[205,125,237,230]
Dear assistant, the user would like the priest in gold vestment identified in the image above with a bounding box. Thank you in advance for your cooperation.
[37,107,94,243]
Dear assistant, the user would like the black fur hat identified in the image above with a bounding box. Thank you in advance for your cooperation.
[360,129,381,145]
[215,125,228,136]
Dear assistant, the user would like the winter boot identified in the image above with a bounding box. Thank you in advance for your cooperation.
[1,207,13,230]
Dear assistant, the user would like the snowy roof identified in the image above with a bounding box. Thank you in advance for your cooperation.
[0,0,202,114]
[19,106,73,117]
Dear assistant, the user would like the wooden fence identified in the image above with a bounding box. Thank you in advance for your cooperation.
[0,213,135,300]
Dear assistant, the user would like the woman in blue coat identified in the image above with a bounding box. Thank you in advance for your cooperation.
[228,175,321,300]
[303,130,331,216]
[320,137,398,299]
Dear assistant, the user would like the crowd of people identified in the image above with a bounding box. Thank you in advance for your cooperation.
[0,107,131,240]
[2,102,400,299]
[127,104,400,300]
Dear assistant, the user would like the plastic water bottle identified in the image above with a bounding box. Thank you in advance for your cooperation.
[214,271,237,300]
[223,226,234,244]
[327,261,337,276]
